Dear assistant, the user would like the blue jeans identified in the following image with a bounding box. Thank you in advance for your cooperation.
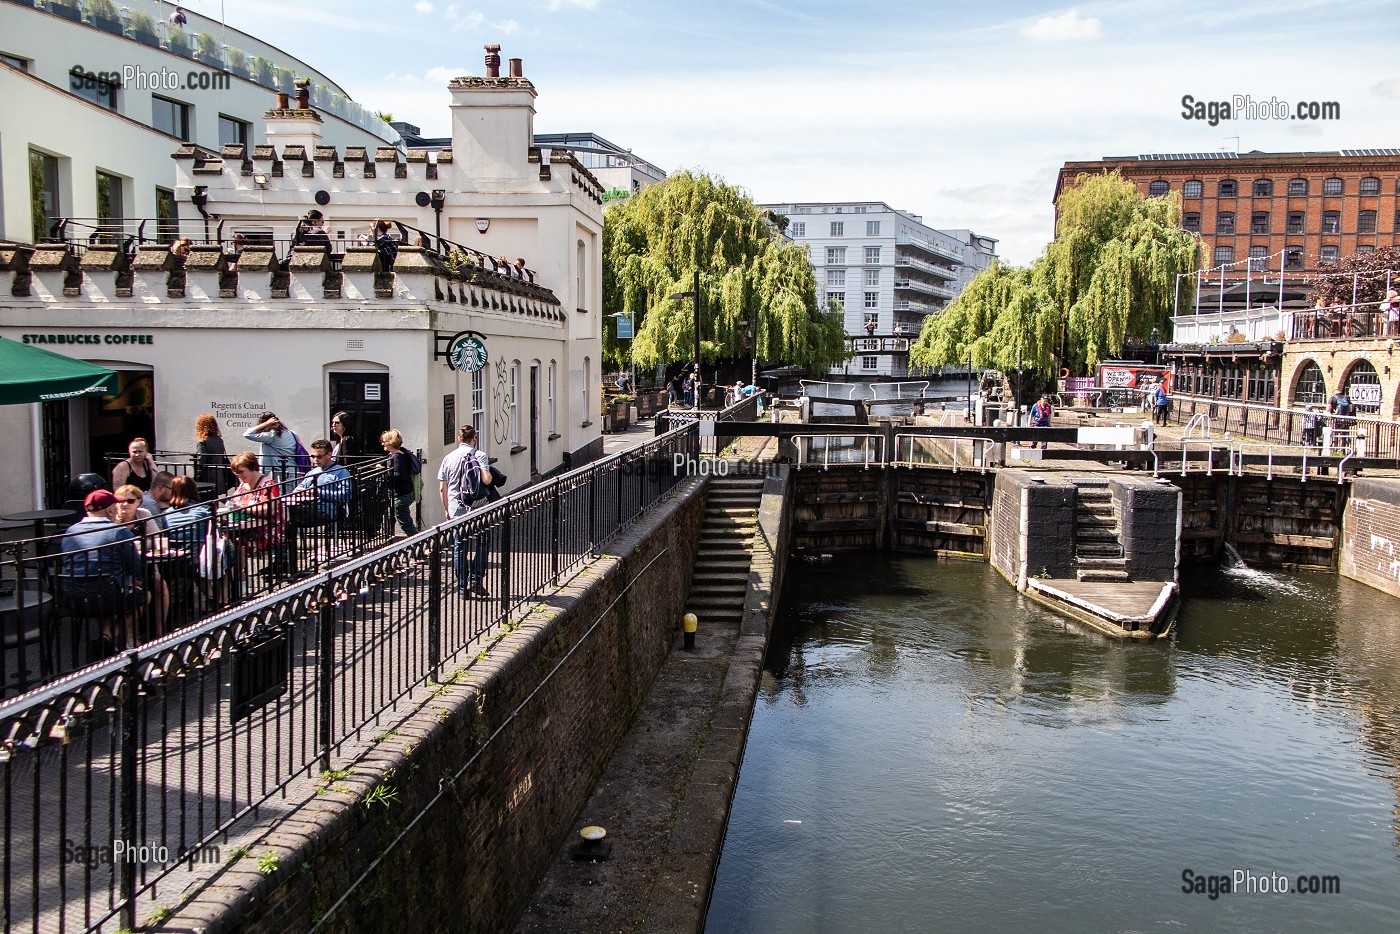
[393,492,418,535]
[454,526,491,593]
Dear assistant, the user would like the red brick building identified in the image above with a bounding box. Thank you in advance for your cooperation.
[1056,149,1400,279]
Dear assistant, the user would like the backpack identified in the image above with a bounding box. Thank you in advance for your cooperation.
[290,432,312,473]
[407,451,423,505]
[453,447,485,511]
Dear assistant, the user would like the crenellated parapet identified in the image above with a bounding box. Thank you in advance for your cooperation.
[0,240,565,320]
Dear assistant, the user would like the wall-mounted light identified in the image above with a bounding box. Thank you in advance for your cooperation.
[253,173,269,189]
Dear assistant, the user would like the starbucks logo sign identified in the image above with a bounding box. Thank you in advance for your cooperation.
[447,334,488,372]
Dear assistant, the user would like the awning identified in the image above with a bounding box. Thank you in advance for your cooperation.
[0,338,118,405]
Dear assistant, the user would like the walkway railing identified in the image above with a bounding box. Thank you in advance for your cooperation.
[1165,395,1400,460]
[2,456,395,698]
[0,423,698,934]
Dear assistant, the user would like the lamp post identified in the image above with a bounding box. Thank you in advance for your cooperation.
[668,269,701,407]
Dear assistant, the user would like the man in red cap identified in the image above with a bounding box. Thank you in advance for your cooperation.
[58,490,148,654]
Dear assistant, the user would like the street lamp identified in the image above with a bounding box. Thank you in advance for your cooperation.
[611,311,635,391]
[669,269,701,406]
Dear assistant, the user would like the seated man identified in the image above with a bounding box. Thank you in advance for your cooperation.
[272,440,351,578]
[59,490,148,654]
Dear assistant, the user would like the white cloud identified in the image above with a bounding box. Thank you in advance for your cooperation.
[414,1,433,12]
[1371,78,1400,99]
[495,18,520,33]
[444,4,459,20]
[451,11,486,31]
[1020,9,1102,42]
[548,0,599,9]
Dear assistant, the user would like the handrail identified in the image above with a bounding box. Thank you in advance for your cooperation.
[891,433,996,472]
[790,433,884,470]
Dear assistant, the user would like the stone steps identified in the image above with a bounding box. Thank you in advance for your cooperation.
[687,478,765,627]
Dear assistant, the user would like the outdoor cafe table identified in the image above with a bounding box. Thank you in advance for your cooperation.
[1,508,80,540]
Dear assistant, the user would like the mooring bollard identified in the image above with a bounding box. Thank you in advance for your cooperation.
[683,612,698,650]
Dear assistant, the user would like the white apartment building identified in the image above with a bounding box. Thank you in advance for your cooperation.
[0,47,604,519]
[0,0,398,244]
[760,201,997,377]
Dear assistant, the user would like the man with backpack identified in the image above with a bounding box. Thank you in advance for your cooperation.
[1151,382,1171,426]
[438,425,493,598]
[381,428,419,536]
[1328,389,1354,451]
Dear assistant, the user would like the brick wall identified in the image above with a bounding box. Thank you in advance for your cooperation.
[163,477,707,934]
[988,472,1075,587]
[1340,477,1400,598]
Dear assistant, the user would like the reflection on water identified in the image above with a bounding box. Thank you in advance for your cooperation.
[706,556,1400,934]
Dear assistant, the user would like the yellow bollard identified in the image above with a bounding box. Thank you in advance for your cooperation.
[683,612,698,650]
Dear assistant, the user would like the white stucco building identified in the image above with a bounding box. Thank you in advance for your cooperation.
[759,201,997,377]
[0,47,604,522]
[0,0,398,244]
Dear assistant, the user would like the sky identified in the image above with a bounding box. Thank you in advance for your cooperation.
[180,0,1397,264]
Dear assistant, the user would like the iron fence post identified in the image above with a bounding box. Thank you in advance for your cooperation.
[588,464,597,557]
[428,536,442,681]
[500,507,513,617]
[616,457,624,529]
[118,650,140,930]
[318,580,335,771]
[550,486,561,582]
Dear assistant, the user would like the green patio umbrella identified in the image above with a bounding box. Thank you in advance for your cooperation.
[0,337,117,405]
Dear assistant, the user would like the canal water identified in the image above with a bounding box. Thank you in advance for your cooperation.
[705,556,1400,933]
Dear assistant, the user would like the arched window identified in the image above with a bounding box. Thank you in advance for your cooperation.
[1183,180,1203,198]
[1293,361,1326,407]
[1359,176,1380,195]
[1287,178,1308,196]
[1148,180,1169,197]
[1252,179,1272,197]
[1217,179,1238,197]
[1322,177,1343,195]
[1344,360,1381,414]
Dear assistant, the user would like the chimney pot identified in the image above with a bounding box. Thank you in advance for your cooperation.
[484,44,501,78]
[276,91,289,109]
[508,58,522,78]
[293,77,310,109]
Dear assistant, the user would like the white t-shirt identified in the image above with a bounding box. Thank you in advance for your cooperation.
[437,443,490,518]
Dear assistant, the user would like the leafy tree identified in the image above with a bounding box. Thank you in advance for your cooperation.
[911,170,1199,375]
[1310,247,1400,309]
[603,170,847,372]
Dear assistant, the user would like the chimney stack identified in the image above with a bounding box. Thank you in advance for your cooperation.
[294,78,311,110]
[509,58,523,78]
[484,44,501,78]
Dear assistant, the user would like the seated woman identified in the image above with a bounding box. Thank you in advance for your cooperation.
[225,451,284,586]
[116,483,169,638]
[163,476,234,607]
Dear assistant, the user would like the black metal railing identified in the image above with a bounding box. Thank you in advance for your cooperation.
[0,422,697,933]
[2,457,396,697]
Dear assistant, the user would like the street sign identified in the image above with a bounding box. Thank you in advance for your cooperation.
[616,315,633,339]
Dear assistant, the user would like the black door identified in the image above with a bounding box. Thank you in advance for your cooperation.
[41,401,72,508]
[529,365,539,476]
[328,372,391,461]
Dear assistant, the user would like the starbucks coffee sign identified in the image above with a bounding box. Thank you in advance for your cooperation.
[447,333,488,372]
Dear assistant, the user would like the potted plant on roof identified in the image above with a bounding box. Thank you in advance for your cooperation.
[251,56,274,88]
[127,9,159,46]
[226,47,251,79]
[84,0,122,34]
[274,65,296,92]
[47,0,83,22]
[167,25,193,58]
[193,31,222,68]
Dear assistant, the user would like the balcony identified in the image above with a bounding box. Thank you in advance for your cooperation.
[895,278,956,300]
[1171,307,1290,345]
[893,299,941,315]
[895,234,963,264]
[893,252,958,281]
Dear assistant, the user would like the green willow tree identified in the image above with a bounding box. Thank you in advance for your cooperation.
[603,170,847,373]
[911,170,1199,375]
